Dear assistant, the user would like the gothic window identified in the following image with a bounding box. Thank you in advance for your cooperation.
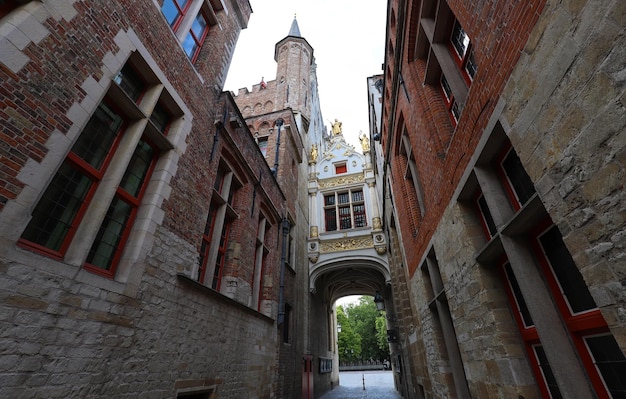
[251,214,270,310]
[19,53,182,278]
[197,161,240,290]
[413,1,475,127]
[400,131,426,218]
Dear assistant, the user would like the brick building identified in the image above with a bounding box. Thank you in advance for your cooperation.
[0,1,317,398]
[378,0,626,398]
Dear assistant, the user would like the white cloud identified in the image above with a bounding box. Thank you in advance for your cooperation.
[224,0,387,148]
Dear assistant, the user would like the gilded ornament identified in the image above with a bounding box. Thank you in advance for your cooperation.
[320,236,374,253]
[318,174,364,189]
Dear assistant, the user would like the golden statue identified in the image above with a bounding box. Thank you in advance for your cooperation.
[310,144,318,162]
[331,119,342,135]
[359,131,370,152]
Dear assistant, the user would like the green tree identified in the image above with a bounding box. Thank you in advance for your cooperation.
[376,315,388,351]
[337,305,361,362]
[341,296,390,361]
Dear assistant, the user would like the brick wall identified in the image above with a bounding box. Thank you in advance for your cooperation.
[382,0,626,397]
[0,1,315,398]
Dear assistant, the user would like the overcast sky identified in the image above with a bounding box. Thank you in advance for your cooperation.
[224,0,387,148]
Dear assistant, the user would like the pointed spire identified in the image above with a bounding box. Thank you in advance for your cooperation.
[288,14,301,37]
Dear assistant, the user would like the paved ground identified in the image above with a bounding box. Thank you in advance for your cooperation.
[319,371,403,399]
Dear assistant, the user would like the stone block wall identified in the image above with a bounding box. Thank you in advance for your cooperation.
[382,0,625,397]
[0,1,310,398]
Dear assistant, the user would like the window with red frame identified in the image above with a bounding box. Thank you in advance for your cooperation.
[450,20,477,83]
[20,102,126,258]
[252,216,270,310]
[161,0,211,63]
[211,220,230,289]
[475,192,497,239]
[150,101,173,135]
[496,144,536,210]
[84,139,158,274]
[501,261,563,398]
[198,207,216,283]
[181,10,209,62]
[440,74,461,125]
[323,189,366,232]
[533,223,626,398]
[161,0,191,29]
[19,55,179,277]
[197,162,238,290]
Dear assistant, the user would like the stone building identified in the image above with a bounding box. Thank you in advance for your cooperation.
[231,17,391,398]
[378,0,626,398]
[0,1,312,398]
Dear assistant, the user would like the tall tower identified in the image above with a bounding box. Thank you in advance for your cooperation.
[274,16,314,121]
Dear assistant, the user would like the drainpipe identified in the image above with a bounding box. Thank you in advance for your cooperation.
[278,216,290,326]
[271,118,284,177]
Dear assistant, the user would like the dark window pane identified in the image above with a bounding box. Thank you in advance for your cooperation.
[214,168,224,193]
[502,148,535,205]
[119,140,155,197]
[477,194,497,237]
[353,204,366,227]
[451,20,470,60]
[441,75,453,102]
[539,226,597,313]
[585,334,626,398]
[86,196,132,270]
[534,345,563,399]
[352,190,364,202]
[325,208,337,231]
[212,221,230,289]
[198,207,217,282]
[465,48,477,80]
[21,162,93,251]
[114,63,145,102]
[337,192,349,204]
[150,102,172,134]
[451,100,461,122]
[324,195,335,206]
[71,103,123,170]
[339,206,351,230]
[504,263,534,327]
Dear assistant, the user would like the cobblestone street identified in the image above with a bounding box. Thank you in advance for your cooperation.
[319,371,403,399]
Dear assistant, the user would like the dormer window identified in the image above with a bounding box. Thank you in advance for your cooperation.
[335,163,347,174]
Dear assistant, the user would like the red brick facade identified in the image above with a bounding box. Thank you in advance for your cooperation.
[0,1,312,398]
[382,0,546,277]
[380,0,626,398]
